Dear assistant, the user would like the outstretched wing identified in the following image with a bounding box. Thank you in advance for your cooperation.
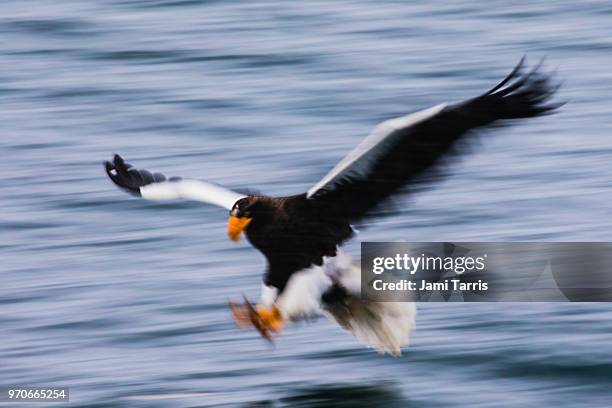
[104,154,245,210]
[307,58,561,222]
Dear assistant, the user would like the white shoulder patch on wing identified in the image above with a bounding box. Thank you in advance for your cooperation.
[307,103,447,198]
[140,180,245,210]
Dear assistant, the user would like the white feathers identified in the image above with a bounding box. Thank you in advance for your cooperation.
[307,103,447,198]
[140,179,245,210]
[322,252,417,356]
[325,295,417,357]
[269,250,417,356]
[259,284,279,308]
[273,251,353,320]
[275,265,332,319]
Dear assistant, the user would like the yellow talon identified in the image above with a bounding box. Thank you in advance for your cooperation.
[256,305,284,333]
[229,297,284,342]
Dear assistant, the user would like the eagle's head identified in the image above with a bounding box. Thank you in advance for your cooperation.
[227,196,275,242]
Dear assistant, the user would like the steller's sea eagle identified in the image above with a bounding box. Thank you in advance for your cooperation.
[105,58,560,355]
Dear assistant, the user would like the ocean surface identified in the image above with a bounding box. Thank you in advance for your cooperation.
[2,1,612,406]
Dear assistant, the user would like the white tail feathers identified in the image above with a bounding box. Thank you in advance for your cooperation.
[322,253,416,356]
[324,296,416,356]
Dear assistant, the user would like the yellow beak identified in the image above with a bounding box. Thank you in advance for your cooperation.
[227,215,252,242]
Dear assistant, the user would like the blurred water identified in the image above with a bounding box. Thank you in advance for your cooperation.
[2,0,612,407]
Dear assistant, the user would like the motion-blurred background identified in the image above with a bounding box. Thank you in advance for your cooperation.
[2,1,612,406]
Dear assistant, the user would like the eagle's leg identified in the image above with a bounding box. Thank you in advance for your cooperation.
[229,297,284,341]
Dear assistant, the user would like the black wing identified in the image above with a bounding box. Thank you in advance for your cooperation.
[105,154,169,196]
[306,58,561,223]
